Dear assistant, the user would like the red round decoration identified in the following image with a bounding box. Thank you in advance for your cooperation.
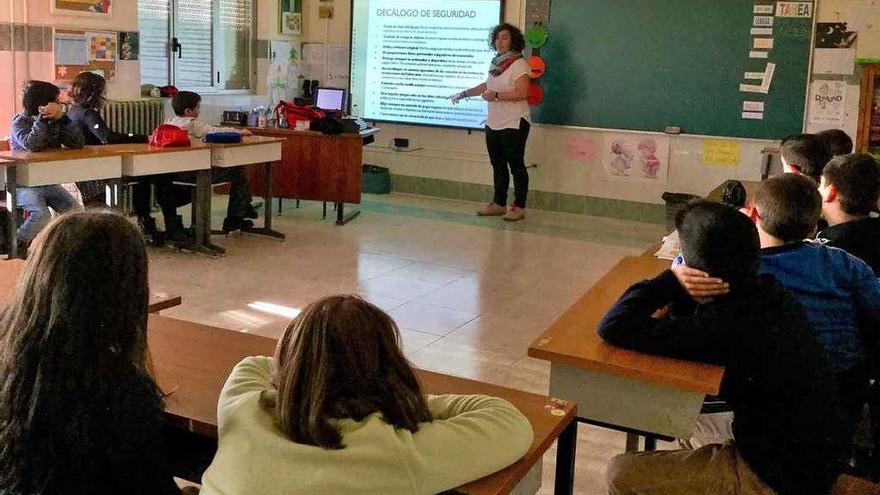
[527,55,546,79]
[527,81,544,106]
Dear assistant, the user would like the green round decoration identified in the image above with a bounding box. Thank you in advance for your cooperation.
[526,25,548,48]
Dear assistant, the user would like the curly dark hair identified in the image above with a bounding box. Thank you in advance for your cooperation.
[489,23,526,52]
[69,72,107,109]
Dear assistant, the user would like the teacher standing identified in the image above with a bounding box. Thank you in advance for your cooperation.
[451,23,531,222]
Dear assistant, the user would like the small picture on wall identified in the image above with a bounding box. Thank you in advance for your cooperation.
[119,32,139,61]
[601,134,669,182]
[280,0,303,36]
[51,0,112,17]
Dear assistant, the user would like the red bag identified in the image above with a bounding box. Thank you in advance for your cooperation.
[284,103,325,123]
[149,124,191,147]
[159,85,179,97]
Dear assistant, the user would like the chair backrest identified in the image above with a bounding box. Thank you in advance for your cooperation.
[829,475,880,495]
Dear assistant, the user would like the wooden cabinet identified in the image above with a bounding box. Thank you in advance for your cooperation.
[857,63,880,154]
[245,127,365,205]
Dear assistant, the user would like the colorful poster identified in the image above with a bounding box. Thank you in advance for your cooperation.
[119,32,139,61]
[52,0,112,16]
[702,140,741,166]
[280,0,303,35]
[601,134,669,182]
[808,80,846,126]
[88,32,117,61]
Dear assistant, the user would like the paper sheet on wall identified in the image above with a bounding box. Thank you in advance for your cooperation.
[702,140,741,166]
[54,32,88,65]
[813,48,855,74]
[268,40,302,102]
[302,43,326,82]
[601,134,669,183]
[808,80,846,126]
[326,44,350,89]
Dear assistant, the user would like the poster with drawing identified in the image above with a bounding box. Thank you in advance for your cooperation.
[601,134,669,182]
[808,80,846,126]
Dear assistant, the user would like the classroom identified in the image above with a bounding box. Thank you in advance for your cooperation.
[0,0,879,494]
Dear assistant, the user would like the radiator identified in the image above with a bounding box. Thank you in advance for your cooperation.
[99,99,165,136]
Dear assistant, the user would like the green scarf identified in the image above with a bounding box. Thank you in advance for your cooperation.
[489,51,523,77]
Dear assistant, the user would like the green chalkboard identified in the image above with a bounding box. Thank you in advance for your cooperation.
[532,1,814,139]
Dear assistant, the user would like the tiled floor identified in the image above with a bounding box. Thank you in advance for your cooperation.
[150,193,668,495]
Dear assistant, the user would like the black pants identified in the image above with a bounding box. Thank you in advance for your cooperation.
[155,166,253,222]
[485,118,530,208]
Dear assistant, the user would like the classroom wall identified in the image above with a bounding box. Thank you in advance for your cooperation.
[0,0,141,138]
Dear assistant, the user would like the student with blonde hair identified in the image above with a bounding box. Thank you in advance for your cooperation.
[201,294,533,495]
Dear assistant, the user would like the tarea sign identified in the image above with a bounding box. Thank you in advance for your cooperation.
[776,2,813,18]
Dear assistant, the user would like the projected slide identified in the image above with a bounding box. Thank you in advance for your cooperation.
[350,0,501,128]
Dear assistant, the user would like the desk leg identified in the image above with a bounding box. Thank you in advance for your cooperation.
[554,420,577,495]
[625,433,639,453]
[6,165,18,260]
[335,202,361,226]
[107,178,123,211]
[190,169,225,257]
[242,162,285,240]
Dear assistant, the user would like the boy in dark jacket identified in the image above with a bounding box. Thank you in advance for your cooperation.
[9,80,83,244]
[601,200,849,495]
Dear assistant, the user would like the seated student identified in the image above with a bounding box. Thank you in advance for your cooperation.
[816,153,880,276]
[9,81,83,245]
[817,128,854,157]
[599,200,849,495]
[67,72,153,214]
[752,174,880,423]
[160,91,257,238]
[781,133,832,182]
[0,211,180,494]
[200,294,533,495]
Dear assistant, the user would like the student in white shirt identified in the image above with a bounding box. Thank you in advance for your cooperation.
[159,91,258,241]
[451,23,532,222]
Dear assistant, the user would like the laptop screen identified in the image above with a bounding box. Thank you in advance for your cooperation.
[315,88,346,112]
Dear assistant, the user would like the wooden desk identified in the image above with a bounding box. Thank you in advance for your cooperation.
[528,256,724,441]
[245,127,380,225]
[0,146,125,258]
[148,314,577,495]
[0,259,180,313]
[200,137,285,252]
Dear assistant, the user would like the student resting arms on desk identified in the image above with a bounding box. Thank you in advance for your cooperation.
[200,294,533,495]
[0,211,181,494]
[599,201,849,495]
[9,81,83,248]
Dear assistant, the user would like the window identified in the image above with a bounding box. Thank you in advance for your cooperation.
[138,0,253,91]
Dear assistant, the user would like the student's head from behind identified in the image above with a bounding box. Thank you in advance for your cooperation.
[172,91,202,118]
[273,295,431,449]
[780,133,831,181]
[21,80,60,116]
[816,128,854,157]
[675,200,761,286]
[820,153,880,218]
[489,23,525,54]
[69,71,107,109]
[0,210,157,492]
[752,174,821,243]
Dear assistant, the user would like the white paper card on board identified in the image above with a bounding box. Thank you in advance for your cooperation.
[751,27,774,35]
[813,48,855,75]
[742,112,765,120]
[762,63,777,91]
[754,4,774,14]
[750,50,769,58]
[740,83,765,93]
[754,15,775,26]
[745,71,766,80]
[754,38,774,49]
[743,101,765,112]
[775,2,813,18]
[808,80,847,126]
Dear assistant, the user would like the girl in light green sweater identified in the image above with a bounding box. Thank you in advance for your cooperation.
[201,295,533,495]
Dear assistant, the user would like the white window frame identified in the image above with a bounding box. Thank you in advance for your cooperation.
[139,0,255,94]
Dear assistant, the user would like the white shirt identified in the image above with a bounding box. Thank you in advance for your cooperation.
[485,58,531,131]
[164,115,242,139]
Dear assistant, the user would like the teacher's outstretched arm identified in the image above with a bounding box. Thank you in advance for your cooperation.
[448,83,487,104]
